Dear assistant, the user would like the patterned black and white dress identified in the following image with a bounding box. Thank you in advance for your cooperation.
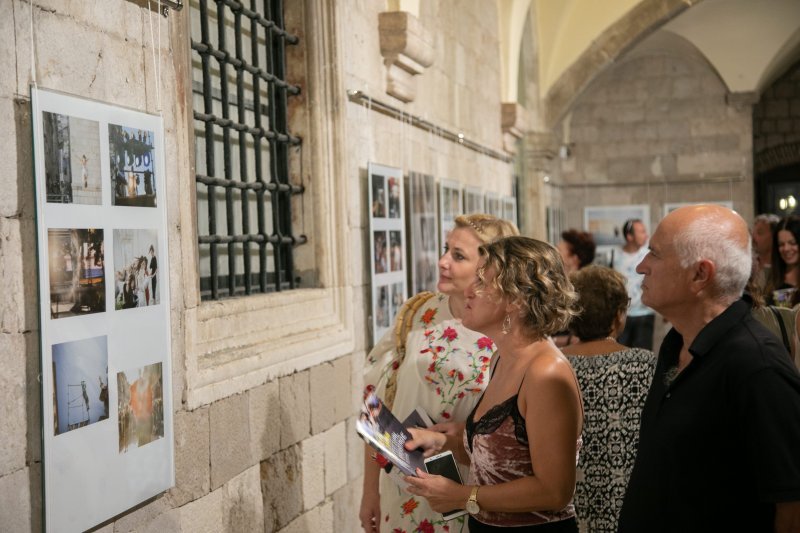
[567,348,656,533]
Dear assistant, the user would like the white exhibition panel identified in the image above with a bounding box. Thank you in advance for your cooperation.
[32,87,174,533]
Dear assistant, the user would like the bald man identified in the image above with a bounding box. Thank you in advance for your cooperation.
[618,205,800,533]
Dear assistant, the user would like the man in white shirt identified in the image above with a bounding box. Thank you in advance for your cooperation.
[611,218,655,350]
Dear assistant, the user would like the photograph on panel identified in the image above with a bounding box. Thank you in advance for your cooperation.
[117,361,164,453]
[113,229,159,310]
[375,285,390,330]
[389,230,403,272]
[52,335,110,435]
[48,228,106,319]
[42,111,102,204]
[109,124,157,207]
[390,282,404,324]
[374,230,388,274]
[388,176,401,218]
[371,174,386,218]
[464,187,484,215]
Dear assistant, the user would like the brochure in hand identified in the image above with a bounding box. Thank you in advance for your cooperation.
[355,393,430,478]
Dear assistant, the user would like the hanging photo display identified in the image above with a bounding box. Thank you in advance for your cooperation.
[584,204,651,267]
[32,87,174,533]
[502,195,518,227]
[464,186,485,215]
[408,171,439,294]
[485,191,502,217]
[368,163,407,344]
[439,179,463,250]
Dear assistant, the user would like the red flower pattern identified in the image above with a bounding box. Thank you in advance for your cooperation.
[441,327,458,342]
[421,308,437,325]
[477,336,493,350]
[416,519,435,533]
[401,498,419,515]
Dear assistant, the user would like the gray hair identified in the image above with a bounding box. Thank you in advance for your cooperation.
[754,213,780,226]
[674,214,752,300]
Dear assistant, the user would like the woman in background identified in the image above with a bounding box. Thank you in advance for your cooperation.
[561,266,655,532]
[404,236,583,532]
[557,230,596,276]
[361,214,519,533]
[767,215,800,307]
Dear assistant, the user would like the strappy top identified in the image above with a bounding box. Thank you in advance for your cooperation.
[462,357,580,527]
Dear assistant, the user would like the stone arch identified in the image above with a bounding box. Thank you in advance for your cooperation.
[543,0,698,128]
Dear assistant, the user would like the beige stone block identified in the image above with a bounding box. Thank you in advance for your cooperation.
[346,416,365,482]
[676,152,743,176]
[310,362,336,435]
[210,392,252,489]
[323,422,347,496]
[301,431,325,510]
[249,379,280,462]
[113,498,180,533]
[221,465,264,533]
[0,333,26,477]
[179,487,224,533]
[280,371,310,448]
[0,217,37,334]
[333,481,362,533]
[278,500,334,533]
[0,467,31,532]
[167,406,210,507]
[332,356,354,422]
[262,445,303,531]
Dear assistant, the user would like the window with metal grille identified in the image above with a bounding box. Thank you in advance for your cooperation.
[191,0,306,300]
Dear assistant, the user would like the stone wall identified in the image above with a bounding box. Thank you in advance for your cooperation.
[0,1,515,531]
[753,59,800,174]
[554,31,755,232]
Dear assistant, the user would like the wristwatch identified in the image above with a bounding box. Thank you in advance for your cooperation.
[465,486,480,515]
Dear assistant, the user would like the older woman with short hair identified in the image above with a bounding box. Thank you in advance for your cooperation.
[561,265,655,532]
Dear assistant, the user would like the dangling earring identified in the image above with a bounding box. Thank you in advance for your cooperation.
[502,314,512,335]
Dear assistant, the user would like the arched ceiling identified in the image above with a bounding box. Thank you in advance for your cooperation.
[664,0,800,93]
[531,0,800,110]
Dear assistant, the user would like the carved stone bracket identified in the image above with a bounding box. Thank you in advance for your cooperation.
[501,102,528,155]
[378,11,434,103]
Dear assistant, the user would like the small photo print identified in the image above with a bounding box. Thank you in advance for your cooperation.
[117,362,165,453]
[371,174,386,218]
[389,231,403,272]
[390,282,404,320]
[42,111,102,205]
[48,228,105,319]
[388,177,401,218]
[113,230,160,310]
[376,286,390,329]
[374,231,388,274]
[109,124,157,207]
[52,336,110,435]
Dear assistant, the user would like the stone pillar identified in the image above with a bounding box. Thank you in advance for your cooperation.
[501,102,527,155]
[518,130,557,240]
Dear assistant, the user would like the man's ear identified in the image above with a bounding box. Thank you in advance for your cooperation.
[692,259,715,291]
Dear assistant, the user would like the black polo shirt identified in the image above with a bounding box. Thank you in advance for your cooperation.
[618,299,800,533]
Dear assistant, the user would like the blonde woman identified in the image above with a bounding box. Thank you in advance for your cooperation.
[361,214,519,533]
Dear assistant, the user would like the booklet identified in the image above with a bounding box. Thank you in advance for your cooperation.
[355,393,429,478]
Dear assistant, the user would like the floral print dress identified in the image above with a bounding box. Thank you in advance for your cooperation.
[364,293,496,533]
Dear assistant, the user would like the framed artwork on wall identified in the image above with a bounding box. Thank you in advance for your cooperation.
[32,87,174,533]
[408,171,439,295]
[369,163,406,345]
[439,179,462,250]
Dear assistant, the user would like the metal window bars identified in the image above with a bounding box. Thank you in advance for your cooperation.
[191,0,305,300]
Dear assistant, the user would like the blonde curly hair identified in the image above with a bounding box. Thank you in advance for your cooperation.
[478,236,579,339]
